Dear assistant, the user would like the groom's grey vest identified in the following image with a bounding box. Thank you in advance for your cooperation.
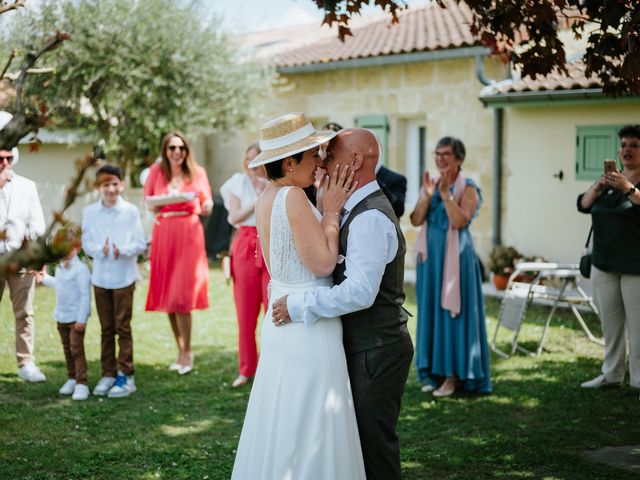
[333,190,409,355]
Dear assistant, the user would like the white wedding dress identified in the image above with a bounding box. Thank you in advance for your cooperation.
[231,186,366,480]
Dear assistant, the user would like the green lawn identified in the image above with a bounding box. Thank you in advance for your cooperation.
[1,266,638,479]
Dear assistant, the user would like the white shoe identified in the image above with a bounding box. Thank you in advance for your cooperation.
[71,384,90,401]
[18,363,46,383]
[168,363,181,372]
[93,376,116,396]
[420,384,436,393]
[580,374,623,389]
[178,365,193,376]
[59,379,77,395]
[107,372,136,398]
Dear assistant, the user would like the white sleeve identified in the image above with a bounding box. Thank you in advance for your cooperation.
[81,207,103,259]
[219,173,244,212]
[41,272,56,289]
[287,210,398,326]
[76,265,92,324]
[27,182,45,239]
[117,207,147,257]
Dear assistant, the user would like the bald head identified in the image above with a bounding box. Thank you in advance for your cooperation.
[327,128,379,187]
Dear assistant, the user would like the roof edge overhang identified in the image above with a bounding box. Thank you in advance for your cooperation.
[18,128,94,145]
[480,88,640,108]
[276,45,490,74]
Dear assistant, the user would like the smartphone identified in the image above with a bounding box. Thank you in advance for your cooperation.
[604,159,617,173]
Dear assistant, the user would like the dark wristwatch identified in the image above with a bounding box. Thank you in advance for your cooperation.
[626,186,637,197]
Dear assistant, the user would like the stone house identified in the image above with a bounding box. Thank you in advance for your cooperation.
[209,0,510,267]
[17,1,637,268]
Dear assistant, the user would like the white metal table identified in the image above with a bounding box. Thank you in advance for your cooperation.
[491,262,604,358]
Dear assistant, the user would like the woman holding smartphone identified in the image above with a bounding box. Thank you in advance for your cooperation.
[577,124,640,392]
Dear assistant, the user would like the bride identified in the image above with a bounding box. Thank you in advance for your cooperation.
[231,112,366,480]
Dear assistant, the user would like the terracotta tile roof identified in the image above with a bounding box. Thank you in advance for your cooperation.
[241,0,480,69]
[480,62,602,98]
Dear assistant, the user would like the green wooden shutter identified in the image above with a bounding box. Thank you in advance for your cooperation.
[355,114,388,165]
[575,125,622,181]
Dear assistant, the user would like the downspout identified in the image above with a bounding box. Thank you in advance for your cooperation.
[492,108,503,246]
[475,54,503,246]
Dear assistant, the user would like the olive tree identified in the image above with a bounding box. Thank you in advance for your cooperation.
[4,0,272,178]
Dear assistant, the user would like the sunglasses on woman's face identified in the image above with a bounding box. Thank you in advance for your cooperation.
[168,145,186,152]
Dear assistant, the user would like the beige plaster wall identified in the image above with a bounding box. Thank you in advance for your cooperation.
[208,56,507,264]
[502,102,640,262]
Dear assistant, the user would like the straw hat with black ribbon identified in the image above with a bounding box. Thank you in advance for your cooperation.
[248,112,337,168]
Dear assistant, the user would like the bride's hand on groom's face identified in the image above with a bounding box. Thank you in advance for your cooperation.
[322,164,357,215]
[272,295,291,327]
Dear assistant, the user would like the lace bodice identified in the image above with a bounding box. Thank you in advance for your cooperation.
[269,187,324,284]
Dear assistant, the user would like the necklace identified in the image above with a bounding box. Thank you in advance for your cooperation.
[170,174,183,191]
[274,179,291,188]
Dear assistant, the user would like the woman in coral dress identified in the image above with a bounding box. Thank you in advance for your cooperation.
[144,131,213,375]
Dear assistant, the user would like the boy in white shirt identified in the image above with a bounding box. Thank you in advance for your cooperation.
[82,165,146,398]
[38,227,92,400]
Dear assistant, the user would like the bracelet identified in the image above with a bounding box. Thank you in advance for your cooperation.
[444,194,454,203]
[625,186,637,197]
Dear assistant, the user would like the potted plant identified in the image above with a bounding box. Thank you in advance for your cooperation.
[487,245,521,290]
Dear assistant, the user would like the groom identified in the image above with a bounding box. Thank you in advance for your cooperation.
[272,128,413,480]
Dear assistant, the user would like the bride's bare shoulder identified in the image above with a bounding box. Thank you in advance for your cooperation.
[255,183,279,213]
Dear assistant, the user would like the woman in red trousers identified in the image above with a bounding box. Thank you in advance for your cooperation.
[220,142,270,387]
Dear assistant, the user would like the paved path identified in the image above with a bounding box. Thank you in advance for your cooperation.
[583,445,640,473]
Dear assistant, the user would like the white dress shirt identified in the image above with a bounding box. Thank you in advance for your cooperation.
[219,172,259,227]
[287,181,398,326]
[0,173,45,253]
[42,256,92,324]
[82,197,147,289]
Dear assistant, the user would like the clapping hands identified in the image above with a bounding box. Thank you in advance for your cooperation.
[103,238,121,258]
[438,168,452,196]
[421,171,436,199]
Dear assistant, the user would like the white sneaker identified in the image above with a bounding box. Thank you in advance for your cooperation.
[93,376,116,396]
[107,372,136,398]
[18,363,46,383]
[581,374,623,389]
[59,379,77,395]
[71,384,90,401]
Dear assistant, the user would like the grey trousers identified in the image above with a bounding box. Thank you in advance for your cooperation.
[592,266,640,387]
[347,332,414,480]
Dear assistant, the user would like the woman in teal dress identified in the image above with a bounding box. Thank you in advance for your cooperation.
[410,136,492,397]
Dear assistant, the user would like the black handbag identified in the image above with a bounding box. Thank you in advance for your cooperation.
[579,227,593,279]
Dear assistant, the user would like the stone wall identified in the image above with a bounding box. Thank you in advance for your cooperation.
[208,56,508,264]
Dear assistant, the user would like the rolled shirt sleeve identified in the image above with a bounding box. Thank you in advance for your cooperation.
[287,210,398,326]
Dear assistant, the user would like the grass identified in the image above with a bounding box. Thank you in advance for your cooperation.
[1,266,638,479]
